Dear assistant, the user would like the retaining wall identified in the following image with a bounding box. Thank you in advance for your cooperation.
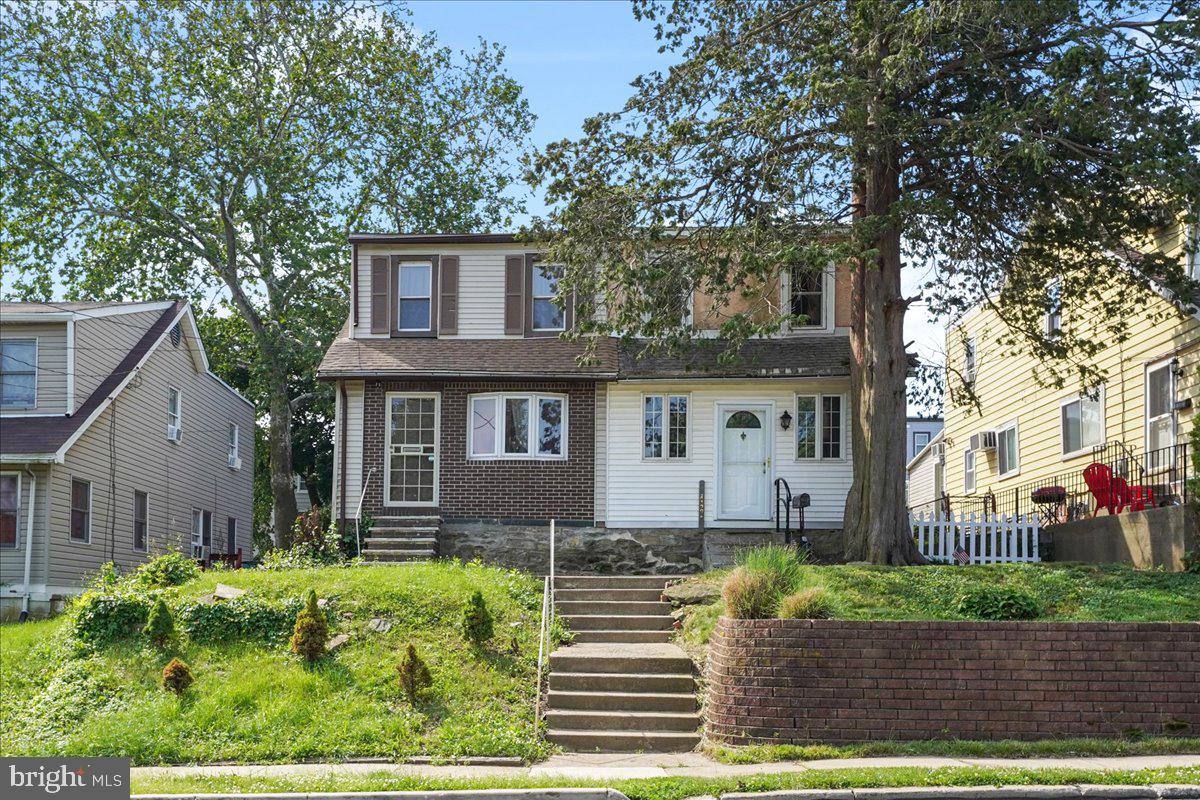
[707,617,1199,743]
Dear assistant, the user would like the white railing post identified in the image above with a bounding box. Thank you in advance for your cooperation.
[354,467,375,559]
[533,574,549,743]
[549,519,556,627]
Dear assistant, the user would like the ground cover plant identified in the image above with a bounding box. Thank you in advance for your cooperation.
[676,556,1199,646]
[0,557,564,764]
[130,765,1200,800]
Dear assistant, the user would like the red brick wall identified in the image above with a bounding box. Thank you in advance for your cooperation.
[361,379,595,522]
[707,618,1199,743]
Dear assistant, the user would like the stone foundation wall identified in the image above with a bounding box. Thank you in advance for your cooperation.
[707,618,1200,744]
[439,522,842,574]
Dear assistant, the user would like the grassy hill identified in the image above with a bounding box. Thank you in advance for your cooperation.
[0,560,559,764]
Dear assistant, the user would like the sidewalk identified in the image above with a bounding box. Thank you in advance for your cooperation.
[132,752,1200,783]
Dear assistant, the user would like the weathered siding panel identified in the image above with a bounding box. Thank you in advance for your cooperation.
[44,328,254,587]
[0,464,53,590]
[72,310,161,407]
[0,322,68,415]
[333,380,365,518]
[605,379,853,529]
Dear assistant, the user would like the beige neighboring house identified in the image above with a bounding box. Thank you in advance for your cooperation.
[0,300,255,618]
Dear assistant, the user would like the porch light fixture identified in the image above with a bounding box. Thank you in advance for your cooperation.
[779,410,792,431]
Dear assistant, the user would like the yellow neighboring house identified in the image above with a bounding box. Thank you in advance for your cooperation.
[933,218,1198,520]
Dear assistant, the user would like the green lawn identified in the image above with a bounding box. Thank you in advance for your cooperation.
[706,738,1200,764]
[677,562,1199,645]
[0,561,558,764]
[131,766,1200,800]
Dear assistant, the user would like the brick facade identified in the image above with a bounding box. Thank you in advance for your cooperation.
[707,618,1199,743]
[361,379,595,522]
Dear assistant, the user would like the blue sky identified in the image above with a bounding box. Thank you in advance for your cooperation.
[408,0,945,389]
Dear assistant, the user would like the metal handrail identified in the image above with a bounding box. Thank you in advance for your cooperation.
[533,573,550,743]
[354,467,375,558]
[774,477,792,534]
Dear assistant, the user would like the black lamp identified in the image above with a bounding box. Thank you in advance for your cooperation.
[780,410,792,430]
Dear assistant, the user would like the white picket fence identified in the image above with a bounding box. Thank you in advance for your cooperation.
[909,511,1041,564]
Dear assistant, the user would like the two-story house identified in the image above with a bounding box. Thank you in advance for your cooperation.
[320,233,857,572]
[0,300,254,618]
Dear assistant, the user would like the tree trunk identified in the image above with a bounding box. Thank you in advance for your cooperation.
[841,151,925,565]
[268,376,298,548]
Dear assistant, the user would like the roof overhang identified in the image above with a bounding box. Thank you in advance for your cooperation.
[348,232,528,246]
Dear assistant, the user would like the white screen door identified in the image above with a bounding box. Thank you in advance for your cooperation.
[719,406,770,519]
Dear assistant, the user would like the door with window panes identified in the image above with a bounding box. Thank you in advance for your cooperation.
[387,394,438,505]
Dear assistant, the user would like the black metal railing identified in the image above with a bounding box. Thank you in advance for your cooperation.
[774,477,810,546]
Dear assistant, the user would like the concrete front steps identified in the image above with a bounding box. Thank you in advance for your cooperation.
[546,576,700,753]
[361,514,439,563]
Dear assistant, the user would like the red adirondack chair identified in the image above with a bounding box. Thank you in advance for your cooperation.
[1083,463,1121,516]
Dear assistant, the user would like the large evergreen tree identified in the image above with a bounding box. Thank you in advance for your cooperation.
[529,0,1199,563]
[1,0,532,545]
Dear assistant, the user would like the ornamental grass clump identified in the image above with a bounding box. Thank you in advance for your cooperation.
[289,588,329,662]
[722,567,781,619]
[397,642,432,704]
[143,598,175,647]
[461,589,494,648]
[161,658,194,695]
[778,587,835,620]
[736,544,808,595]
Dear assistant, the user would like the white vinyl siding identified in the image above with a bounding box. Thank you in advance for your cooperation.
[334,380,366,516]
[605,380,853,529]
[594,382,607,524]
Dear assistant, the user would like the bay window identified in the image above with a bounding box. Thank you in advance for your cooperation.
[468,392,567,460]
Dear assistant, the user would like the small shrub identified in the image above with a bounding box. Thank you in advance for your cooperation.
[722,567,781,619]
[1183,550,1200,575]
[461,590,494,647]
[70,592,153,647]
[260,517,346,570]
[954,585,1041,620]
[143,598,175,647]
[736,545,808,595]
[161,658,194,695]
[134,552,200,588]
[289,588,329,661]
[397,642,432,704]
[778,587,835,619]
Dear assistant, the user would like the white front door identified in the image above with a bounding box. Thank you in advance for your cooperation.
[719,405,771,519]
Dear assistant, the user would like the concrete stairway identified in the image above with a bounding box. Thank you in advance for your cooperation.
[546,575,700,753]
[361,514,439,563]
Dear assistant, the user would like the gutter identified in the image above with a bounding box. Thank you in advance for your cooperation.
[316,370,619,381]
[338,381,348,535]
[19,466,36,622]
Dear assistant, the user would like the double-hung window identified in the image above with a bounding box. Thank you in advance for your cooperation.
[963,449,976,493]
[191,509,212,556]
[71,479,91,543]
[643,394,689,459]
[1145,360,1175,452]
[996,420,1020,478]
[227,517,238,554]
[167,387,182,439]
[0,474,20,548]
[397,262,433,331]
[1060,388,1104,457]
[1045,279,1063,336]
[133,490,148,552]
[0,339,37,408]
[913,430,931,454]
[795,394,845,460]
[789,267,825,328]
[963,337,977,382]
[531,263,565,332]
[469,392,567,460]
[228,423,240,468]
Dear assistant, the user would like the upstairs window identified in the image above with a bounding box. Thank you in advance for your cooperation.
[0,474,19,549]
[789,267,825,328]
[1045,279,1063,336]
[796,394,845,460]
[468,392,567,460]
[913,430,932,453]
[643,394,689,460]
[1061,388,1104,457]
[167,387,182,439]
[397,262,433,331]
[0,339,37,408]
[532,264,565,332]
[227,423,240,467]
[963,337,977,382]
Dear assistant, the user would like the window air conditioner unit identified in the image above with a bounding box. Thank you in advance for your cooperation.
[932,442,946,464]
[192,544,208,559]
[167,424,182,442]
[969,430,998,452]
[228,455,242,470]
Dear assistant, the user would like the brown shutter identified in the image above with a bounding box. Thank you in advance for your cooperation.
[370,256,390,334]
[504,254,524,335]
[439,255,459,335]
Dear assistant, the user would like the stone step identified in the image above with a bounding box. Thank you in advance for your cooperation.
[548,690,697,713]
[549,671,695,693]
[560,614,672,631]
[365,538,437,551]
[371,526,440,536]
[362,550,436,562]
[571,630,674,644]
[545,709,700,733]
[553,575,683,590]
[555,600,670,616]
[549,644,693,675]
[545,729,700,753]
[554,588,666,603]
[373,515,441,527]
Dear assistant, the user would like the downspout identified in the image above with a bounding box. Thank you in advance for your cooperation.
[338,381,348,537]
[19,467,36,622]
